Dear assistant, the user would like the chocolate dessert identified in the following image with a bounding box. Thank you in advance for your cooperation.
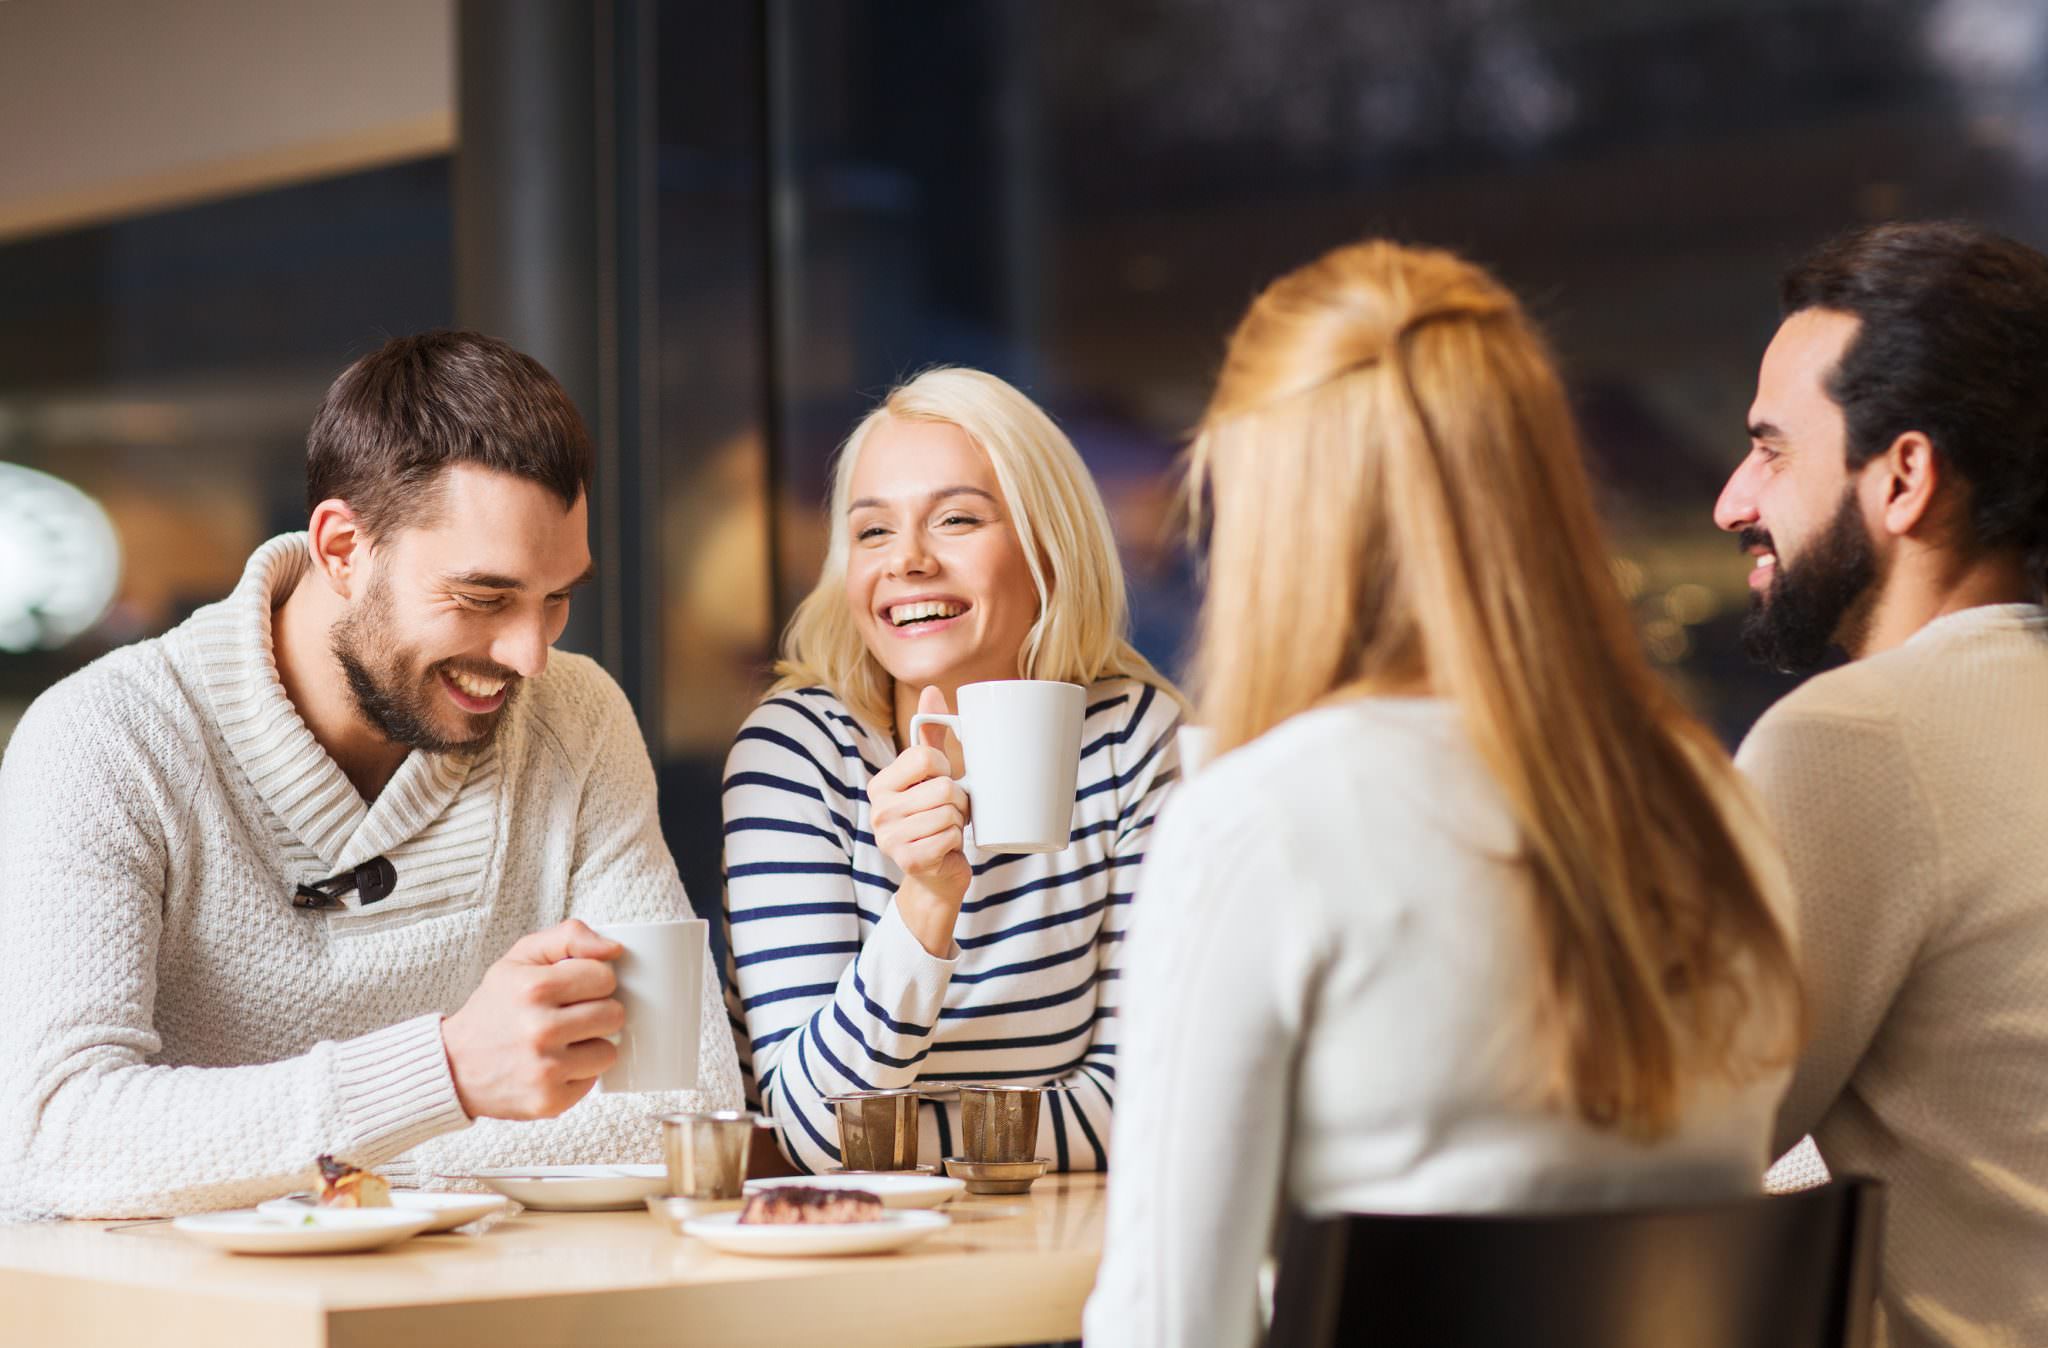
[737,1185,884,1225]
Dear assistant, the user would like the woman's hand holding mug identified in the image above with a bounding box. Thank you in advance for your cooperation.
[871,685,973,956]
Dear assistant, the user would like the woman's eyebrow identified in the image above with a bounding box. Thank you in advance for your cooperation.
[847,486,999,511]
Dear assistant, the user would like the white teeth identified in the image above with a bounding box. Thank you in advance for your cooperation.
[889,600,965,627]
[1755,553,1776,570]
[449,671,506,698]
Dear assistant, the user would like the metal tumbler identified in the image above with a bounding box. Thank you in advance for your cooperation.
[826,1089,923,1171]
[957,1085,1043,1163]
[660,1110,758,1200]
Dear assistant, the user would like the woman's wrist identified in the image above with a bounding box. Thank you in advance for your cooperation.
[894,879,963,958]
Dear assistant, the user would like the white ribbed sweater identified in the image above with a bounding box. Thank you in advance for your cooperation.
[1738,603,2048,1348]
[0,534,740,1219]
[1088,699,1797,1348]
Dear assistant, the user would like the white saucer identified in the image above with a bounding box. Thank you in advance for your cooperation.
[172,1208,433,1255]
[259,1191,511,1232]
[746,1172,965,1210]
[682,1208,950,1257]
[462,1165,667,1212]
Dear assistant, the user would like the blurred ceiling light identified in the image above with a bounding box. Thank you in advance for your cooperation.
[1928,0,2048,83]
[1926,0,2048,170]
[0,463,122,653]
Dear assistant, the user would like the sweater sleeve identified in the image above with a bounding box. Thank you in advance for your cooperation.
[722,694,957,1172]
[1083,780,1311,1348]
[0,679,468,1219]
[1736,699,1941,1155]
[391,673,742,1184]
[1033,680,1181,1173]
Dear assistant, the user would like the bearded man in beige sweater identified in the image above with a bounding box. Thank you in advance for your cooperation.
[1718,221,2048,1346]
[0,332,739,1219]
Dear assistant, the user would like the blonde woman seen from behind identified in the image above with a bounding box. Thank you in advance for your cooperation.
[1084,243,1804,1347]
[722,367,1183,1173]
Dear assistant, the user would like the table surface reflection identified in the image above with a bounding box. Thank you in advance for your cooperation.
[0,1174,1107,1348]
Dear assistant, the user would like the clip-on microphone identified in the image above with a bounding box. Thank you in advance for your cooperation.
[292,856,398,910]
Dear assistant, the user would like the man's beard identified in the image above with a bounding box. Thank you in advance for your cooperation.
[1740,486,1878,674]
[330,576,518,754]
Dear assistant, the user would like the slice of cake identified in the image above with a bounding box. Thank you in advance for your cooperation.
[314,1154,392,1208]
[737,1185,884,1225]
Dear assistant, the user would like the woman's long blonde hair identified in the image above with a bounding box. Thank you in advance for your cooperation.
[1193,240,1801,1139]
[772,367,1175,733]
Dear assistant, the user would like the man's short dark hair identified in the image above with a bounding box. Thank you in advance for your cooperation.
[306,330,593,538]
[1781,220,2048,595]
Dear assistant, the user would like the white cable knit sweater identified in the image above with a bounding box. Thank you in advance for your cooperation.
[0,534,740,1219]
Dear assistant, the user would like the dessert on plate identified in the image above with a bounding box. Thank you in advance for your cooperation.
[314,1154,392,1208]
[736,1185,883,1225]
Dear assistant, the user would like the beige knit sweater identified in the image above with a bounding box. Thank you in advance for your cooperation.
[0,534,740,1219]
[1738,603,2048,1348]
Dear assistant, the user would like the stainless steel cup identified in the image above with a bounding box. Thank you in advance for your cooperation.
[660,1110,758,1200]
[826,1089,923,1171]
[958,1085,1042,1163]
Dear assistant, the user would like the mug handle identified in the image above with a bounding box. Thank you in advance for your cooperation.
[905,712,972,795]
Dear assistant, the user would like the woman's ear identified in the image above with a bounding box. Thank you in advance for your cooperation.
[306,499,366,599]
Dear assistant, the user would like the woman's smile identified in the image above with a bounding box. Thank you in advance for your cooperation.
[879,593,973,637]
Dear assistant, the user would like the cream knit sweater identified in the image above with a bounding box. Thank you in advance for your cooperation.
[0,534,740,1219]
[1738,603,2048,1348]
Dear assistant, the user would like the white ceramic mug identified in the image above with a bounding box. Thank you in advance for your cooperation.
[588,918,706,1094]
[908,679,1086,854]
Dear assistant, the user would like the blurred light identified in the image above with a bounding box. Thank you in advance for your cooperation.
[1662,582,1719,626]
[0,463,122,653]
[1612,556,1646,600]
[1643,617,1691,664]
[1928,0,2048,84]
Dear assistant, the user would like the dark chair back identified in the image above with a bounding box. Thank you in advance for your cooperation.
[1268,1178,1884,1348]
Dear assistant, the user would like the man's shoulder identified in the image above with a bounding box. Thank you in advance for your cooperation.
[516,651,640,767]
[1742,657,1906,749]
[1733,658,1932,828]
[5,636,202,775]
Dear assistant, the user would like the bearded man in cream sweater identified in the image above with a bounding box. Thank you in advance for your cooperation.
[0,331,739,1219]
[1717,221,2048,1346]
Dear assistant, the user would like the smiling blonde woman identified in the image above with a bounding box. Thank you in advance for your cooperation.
[721,367,1183,1173]
[1085,242,1806,1347]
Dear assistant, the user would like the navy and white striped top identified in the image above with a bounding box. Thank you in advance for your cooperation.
[720,676,1182,1174]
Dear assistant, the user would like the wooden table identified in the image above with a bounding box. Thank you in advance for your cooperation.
[0,1175,1106,1347]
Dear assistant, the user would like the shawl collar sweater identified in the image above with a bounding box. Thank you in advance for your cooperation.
[0,534,739,1218]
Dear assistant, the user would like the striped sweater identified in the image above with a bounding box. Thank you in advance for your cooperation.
[721,677,1181,1174]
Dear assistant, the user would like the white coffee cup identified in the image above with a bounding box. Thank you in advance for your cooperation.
[1176,726,1218,781]
[909,679,1086,854]
[588,918,706,1094]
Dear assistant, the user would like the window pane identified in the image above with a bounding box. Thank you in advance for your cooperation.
[763,0,2042,739]
[0,160,452,748]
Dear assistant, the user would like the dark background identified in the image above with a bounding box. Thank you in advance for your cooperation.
[6,0,2043,942]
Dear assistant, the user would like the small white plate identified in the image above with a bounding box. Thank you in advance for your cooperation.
[172,1208,433,1255]
[746,1172,966,1210]
[258,1191,511,1232]
[464,1165,667,1211]
[683,1208,950,1257]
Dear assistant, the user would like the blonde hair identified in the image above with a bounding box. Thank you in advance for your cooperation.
[1193,240,1801,1139]
[772,367,1176,732]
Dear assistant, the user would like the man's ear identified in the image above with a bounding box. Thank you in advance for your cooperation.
[1870,430,1942,540]
[307,499,367,600]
